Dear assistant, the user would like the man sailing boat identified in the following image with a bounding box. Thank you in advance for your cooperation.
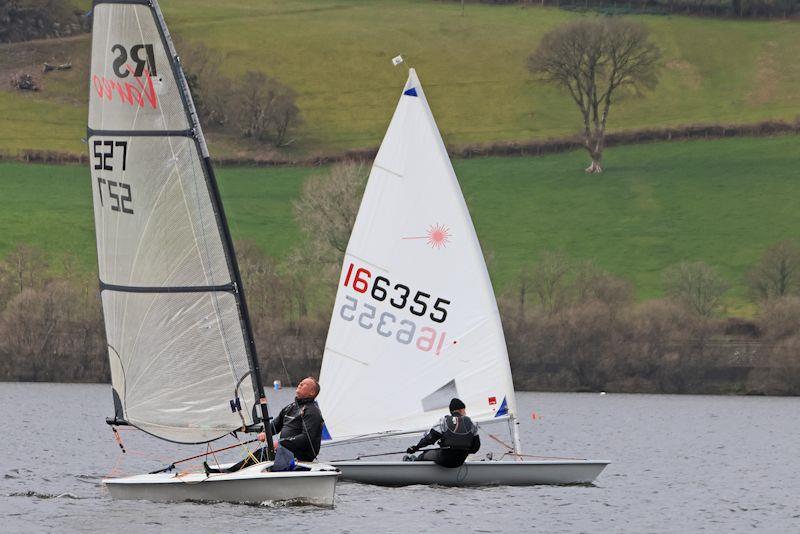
[205,377,324,473]
[404,398,481,468]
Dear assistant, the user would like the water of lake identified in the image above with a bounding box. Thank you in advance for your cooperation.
[1,382,798,533]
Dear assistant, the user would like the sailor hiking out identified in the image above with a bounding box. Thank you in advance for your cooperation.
[205,377,324,473]
[405,398,480,468]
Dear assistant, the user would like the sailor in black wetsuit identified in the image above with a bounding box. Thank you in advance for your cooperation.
[205,377,324,473]
[405,398,480,468]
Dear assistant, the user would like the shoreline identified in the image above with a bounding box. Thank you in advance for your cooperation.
[1,375,796,397]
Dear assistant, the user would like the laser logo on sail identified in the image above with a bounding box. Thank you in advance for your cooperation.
[402,223,452,250]
[426,223,451,249]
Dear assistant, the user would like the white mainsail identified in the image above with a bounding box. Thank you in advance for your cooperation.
[88,1,261,443]
[318,69,517,442]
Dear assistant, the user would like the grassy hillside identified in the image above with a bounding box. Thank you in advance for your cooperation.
[0,1,798,158]
[2,135,799,312]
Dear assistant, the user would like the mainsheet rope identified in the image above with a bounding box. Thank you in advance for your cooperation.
[487,431,588,461]
[105,426,263,478]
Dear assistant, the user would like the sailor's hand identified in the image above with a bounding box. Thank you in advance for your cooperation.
[406,446,417,454]
[257,432,267,442]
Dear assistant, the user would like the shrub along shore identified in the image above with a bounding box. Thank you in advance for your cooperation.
[0,240,797,395]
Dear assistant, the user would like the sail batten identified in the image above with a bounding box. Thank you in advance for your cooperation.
[318,69,517,442]
[87,129,194,136]
[99,282,236,293]
[89,0,265,444]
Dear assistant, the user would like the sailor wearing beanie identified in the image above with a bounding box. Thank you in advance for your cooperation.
[404,397,481,468]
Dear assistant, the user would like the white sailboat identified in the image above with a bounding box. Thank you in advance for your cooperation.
[89,0,338,505]
[317,67,608,486]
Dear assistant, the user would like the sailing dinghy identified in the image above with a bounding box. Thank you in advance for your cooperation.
[317,68,608,486]
[89,0,338,505]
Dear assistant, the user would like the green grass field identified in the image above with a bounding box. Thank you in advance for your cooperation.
[0,1,798,158]
[1,135,798,313]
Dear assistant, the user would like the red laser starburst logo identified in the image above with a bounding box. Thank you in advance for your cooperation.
[426,223,451,249]
[402,223,452,250]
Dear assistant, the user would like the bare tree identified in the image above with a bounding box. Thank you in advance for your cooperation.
[233,239,326,384]
[528,250,572,314]
[0,244,49,308]
[0,280,105,382]
[234,71,272,141]
[235,240,289,320]
[758,295,800,341]
[233,71,302,146]
[528,19,661,173]
[752,296,800,394]
[270,89,301,147]
[573,260,634,312]
[509,266,532,325]
[746,240,800,302]
[663,261,728,317]
[175,38,230,127]
[293,161,369,265]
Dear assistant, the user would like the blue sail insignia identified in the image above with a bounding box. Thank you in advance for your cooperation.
[495,397,508,417]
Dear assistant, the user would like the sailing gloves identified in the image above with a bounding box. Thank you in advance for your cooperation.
[406,446,418,454]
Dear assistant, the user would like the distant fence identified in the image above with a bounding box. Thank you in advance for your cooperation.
[478,0,800,19]
[3,119,799,167]
[454,119,800,159]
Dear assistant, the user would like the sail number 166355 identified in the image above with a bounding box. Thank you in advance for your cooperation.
[343,263,451,323]
[340,296,449,356]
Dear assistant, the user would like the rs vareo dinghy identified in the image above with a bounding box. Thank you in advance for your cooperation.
[88,0,338,505]
[104,462,339,506]
[316,67,608,487]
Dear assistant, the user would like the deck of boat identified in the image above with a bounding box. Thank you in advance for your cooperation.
[330,459,609,487]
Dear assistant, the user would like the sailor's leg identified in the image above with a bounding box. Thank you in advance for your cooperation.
[414,449,442,462]
[204,447,267,474]
[205,457,245,474]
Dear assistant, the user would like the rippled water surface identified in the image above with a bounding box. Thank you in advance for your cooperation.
[1,382,798,532]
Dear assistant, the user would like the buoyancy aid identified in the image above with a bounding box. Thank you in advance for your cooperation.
[438,414,477,450]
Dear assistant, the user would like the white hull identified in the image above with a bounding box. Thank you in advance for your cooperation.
[331,460,608,487]
[104,462,340,506]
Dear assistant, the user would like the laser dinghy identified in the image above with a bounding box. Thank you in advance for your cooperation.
[317,67,608,487]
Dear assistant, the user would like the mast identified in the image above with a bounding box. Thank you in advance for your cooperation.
[149,0,274,458]
[509,414,522,455]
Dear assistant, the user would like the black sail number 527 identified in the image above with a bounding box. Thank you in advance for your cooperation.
[96,177,134,214]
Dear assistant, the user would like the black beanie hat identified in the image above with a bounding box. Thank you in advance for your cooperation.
[449,398,465,412]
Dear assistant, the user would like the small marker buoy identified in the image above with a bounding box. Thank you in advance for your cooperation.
[599,391,606,395]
